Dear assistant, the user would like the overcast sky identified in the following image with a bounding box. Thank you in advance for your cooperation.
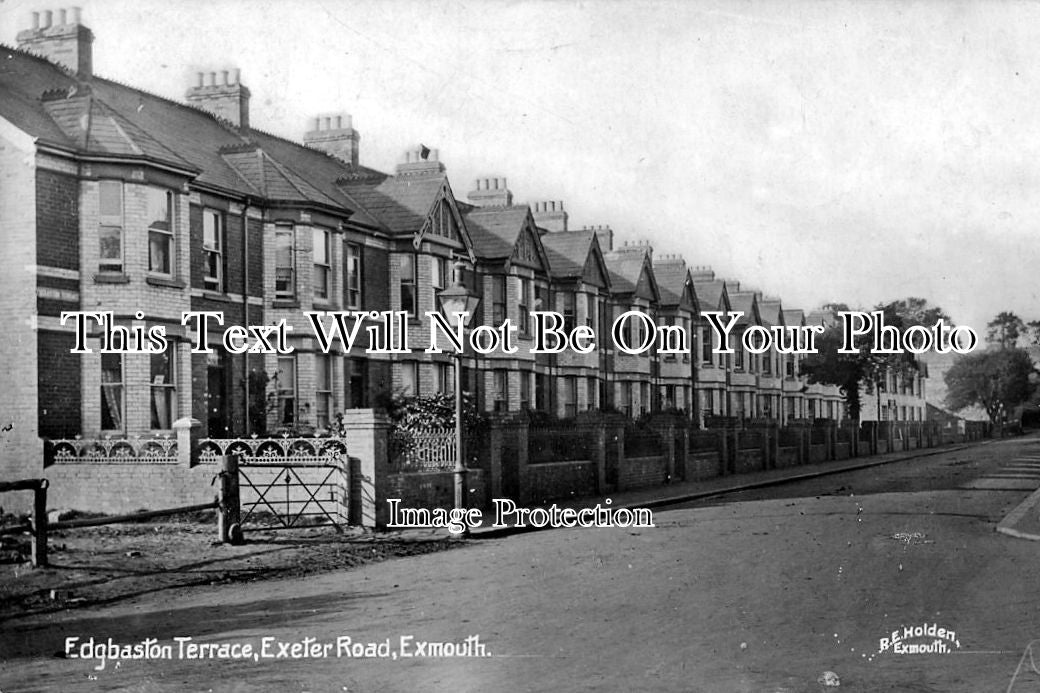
[3,0,1038,333]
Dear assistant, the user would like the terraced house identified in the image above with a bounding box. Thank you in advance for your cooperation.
[0,11,924,495]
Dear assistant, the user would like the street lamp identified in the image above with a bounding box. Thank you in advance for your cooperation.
[436,262,480,522]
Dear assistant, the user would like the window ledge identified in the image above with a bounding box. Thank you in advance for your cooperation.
[94,272,130,284]
[146,275,186,289]
[200,290,232,302]
[272,299,300,309]
[312,301,337,311]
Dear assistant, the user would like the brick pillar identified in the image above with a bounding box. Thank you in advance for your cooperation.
[488,423,504,499]
[173,417,202,467]
[515,420,530,503]
[338,409,390,530]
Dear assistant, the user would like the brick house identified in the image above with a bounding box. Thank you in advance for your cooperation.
[651,254,697,417]
[602,241,660,418]
[539,224,612,416]
[0,11,932,504]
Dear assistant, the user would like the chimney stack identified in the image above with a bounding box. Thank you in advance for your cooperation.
[582,225,613,252]
[395,146,446,176]
[303,113,361,169]
[689,266,715,281]
[17,6,94,78]
[185,67,251,130]
[531,200,568,232]
[467,177,513,207]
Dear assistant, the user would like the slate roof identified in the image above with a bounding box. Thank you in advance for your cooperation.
[758,299,784,327]
[654,262,691,307]
[461,205,533,260]
[728,291,758,325]
[783,309,806,326]
[692,279,727,311]
[337,173,448,235]
[603,250,649,295]
[0,46,356,212]
[540,229,596,278]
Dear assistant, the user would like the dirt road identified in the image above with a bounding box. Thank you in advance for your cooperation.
[2,437,1038,692]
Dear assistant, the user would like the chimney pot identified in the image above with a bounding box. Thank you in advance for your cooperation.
[72,7,82,23]
[59,9,67,25]
[42,10,52,28]
[209,71,217,87]
[313,117,321,130]
[32,12,39,29]
[335,115,343,129]
[221,70,229,85]
[232,68,241,85]
[196,72,204,87]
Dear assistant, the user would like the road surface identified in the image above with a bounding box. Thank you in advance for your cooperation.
[2,435,1039,692]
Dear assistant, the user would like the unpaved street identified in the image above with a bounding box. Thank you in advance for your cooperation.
[2,437,1039,692]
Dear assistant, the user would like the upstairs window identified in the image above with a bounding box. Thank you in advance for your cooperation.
[492,276,506,326]
[561,292,576,333]
[275,226,295,299]
[150,350,176,430]
[98,180,123,273]
[518,277,531,335]
[313,228,331,301]
[147,188,173,275]
[203,209,224,292]
[431,256,449,312]
[701,327,713,364]
[399,254,417,315]
[345,243,363,309]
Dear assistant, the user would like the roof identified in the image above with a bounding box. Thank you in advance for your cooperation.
[338,173,448,234]
[603,250,648,294]
[462,205,533,259]
[0,46,358,212]
[782,309,806,326]
[654,261,692,307]
[758,299,783,327]
[728,291,758,325]
[541,229,596,277]
[692,279,726,312]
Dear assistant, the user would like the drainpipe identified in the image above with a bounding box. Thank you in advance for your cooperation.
[242,198,251,435]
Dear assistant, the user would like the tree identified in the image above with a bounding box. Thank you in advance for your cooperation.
[799,297,944,420]
[987,311,1025,349]
[944,347,1035,427]
[876,297,950,328]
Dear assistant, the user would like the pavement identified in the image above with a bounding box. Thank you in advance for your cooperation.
[471,438,997,538]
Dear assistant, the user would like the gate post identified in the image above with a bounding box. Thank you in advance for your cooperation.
[32,480,48,567]
[218,454,243,544]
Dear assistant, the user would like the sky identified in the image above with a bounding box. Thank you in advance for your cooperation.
[2,0,1038,334]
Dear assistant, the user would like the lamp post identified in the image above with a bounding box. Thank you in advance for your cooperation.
[436,262,480,521]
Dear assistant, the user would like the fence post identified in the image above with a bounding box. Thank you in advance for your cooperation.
[218,454,242,544]
[31,480,48,567]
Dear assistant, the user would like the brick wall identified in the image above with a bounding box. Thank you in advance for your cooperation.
[36,169,79,270]
[619,455,668,490]
[0,128,43,511]
[385,469,486,512]
[525,461,597,504]
[44,461,217,514]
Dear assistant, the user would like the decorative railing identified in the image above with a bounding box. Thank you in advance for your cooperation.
[388,428,456,472]
[45,436,179,465]
[198,436,348,466]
